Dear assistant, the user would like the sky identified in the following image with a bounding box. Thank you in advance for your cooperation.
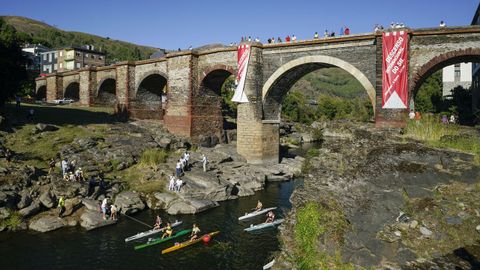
[1,0,479,50]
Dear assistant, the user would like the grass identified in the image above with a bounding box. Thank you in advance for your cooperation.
[139,149,169,167]
[293,201,353,270]
[109,163,166,194]
[1,211,23,231]
[404,114,480,164]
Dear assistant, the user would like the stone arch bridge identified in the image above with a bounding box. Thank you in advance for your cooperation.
[36,26,480,164]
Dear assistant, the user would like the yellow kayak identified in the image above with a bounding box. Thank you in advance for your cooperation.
[161,231,220,254]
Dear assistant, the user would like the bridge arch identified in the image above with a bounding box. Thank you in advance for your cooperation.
[130,72,167,119]
[64,82,80,100]
[192,67,236,141]
[262,55,376,120]
[411,48,480,95]
[36,85,47,101]
[96,78,117,106]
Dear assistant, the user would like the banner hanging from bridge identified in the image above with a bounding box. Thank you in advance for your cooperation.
[382,31,408,109]
[232,44,250,103]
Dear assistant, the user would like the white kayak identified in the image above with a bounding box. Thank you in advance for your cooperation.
[263,259,275,269]
[244,219,284,232]
[124,220,182,242]
[238,207,277,221]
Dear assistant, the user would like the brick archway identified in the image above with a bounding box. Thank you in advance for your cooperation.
[411,48,480,95]
[135,71,168,95]
[199,64,235,86]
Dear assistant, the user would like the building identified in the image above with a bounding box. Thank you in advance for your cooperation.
[39,50,58,74]
[442,63,472,97]
[39,45,106,74]
[56,45,106,72]
[22,44,50,72]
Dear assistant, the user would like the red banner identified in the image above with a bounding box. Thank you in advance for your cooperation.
[232,44,250,103]
[382,31,408,109]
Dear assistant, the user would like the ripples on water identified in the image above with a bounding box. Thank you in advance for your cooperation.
[0,181,294,270]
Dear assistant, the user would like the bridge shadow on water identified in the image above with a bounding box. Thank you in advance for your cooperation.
[4,103,119,129]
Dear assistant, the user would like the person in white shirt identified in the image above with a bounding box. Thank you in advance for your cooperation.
[168,173,176,191]
[201,154,208,172]
[408,110,415,120]
[292,35,297,42]
[101,198,108,220]
[61,158,68,176]
[439,21,446,27]
[175,160,182,177]
[175,178,183,192]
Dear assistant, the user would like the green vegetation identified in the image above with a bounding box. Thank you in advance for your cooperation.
[2,16,158,63]
[139,149,169,166]
[221,76,237,118]
[293,201,353,270]
[1,211,23,231]
[0,17,27,113]
[109,164,166,194]
[404,114,480,164]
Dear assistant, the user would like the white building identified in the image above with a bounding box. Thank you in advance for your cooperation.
[442,63,472,97]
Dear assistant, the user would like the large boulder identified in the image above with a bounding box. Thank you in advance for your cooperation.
[29,216,65,232]
[145,192,176,210]
[0,191,17,208]
[114,191,145,214]
[19,202,41,218]
[81,198,100,211]
[17,191,32,209]
[166,198,218,215]
[33,123,58,134]
[80,210,117,231]
[64,197,82,216]
[39,190,55,208]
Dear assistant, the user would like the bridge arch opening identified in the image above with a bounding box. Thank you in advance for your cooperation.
[262,55,375,122]
[411,50,480,125]
[96,78,117,106]
[193,68,236,143]
[36,85,46,101]
[130,73,167,119]
[64,82,80,100]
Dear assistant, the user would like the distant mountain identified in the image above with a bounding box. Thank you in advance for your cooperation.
[291,67,367,99]
[2,16,159,63]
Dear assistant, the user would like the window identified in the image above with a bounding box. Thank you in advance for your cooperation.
[59,51,63,57]
[54,52,58,58]
[76,63,81,68]
[54,64,57,70]
[454,64,461,82]
[48,53,51,62]
[59,63,63,69]
[43,54,47,60]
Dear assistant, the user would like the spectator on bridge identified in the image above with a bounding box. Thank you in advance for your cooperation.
[344,26,350,35]
[285,35,291,42]
[188,45,193,50]
[440,21,446,27]
[277,37,282,43]
[324,30,329,38]
[314,32,319,39]
[248,36,252,42]
[271,37,275,43]
[267,38,272,44]
[255,37,260,42]
[291,35,297,42]
[340,27,344,36]
[330,32,335,37]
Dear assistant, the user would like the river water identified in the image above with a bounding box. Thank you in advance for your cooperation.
[0,181,294,270]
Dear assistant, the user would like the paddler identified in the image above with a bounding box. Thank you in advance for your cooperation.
[255,200,263,212]
[190,223,201,241]
[265,211,275,223]
[161,222,173,239]
[154,215,162,230]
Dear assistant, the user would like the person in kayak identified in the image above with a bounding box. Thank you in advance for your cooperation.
[265,211,275,223]
[154,215,162,229]
[255,200,263,212]
[190,223,201,241]
[161,222,173,239]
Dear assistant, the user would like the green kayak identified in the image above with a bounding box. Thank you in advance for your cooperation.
[134,229,191,250]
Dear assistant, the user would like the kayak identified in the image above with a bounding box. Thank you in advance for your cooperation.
[263,259,275,269]
[238,207,277,221]
[244,219,284,232]
[124,220,182,242]
[161,231,220,254]
[134,229,191,250]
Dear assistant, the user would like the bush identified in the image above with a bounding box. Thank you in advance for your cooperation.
[306,148,320,158]
[1,211,23,231]
[140,149,168,166]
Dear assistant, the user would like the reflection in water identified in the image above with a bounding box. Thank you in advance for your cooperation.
[0,181,294,270]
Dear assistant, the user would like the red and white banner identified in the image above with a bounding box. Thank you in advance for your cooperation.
[382,31,408,109]
[232,44,250,103]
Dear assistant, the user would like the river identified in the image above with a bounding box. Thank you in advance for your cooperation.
[0,181,295,270]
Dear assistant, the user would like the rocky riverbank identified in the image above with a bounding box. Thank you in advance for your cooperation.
[0,117,303,233]
[275,121,480,269]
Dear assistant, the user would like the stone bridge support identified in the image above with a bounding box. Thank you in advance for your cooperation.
[236,44,280,164]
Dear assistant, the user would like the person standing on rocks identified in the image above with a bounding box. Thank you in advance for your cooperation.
[201,154,208,172]
[61,158,68,176]
[58,196,65,217]
[183,151,190,171]
[110,204,117,220]
[175,160,182,177]
[5,149,12,165]
[48,158,56,174]
[101,198,108,220]
[175,178,183,192]
[168,173,176,191]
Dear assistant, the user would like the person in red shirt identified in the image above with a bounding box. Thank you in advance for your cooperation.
[344,27,350,35]
[285,35,291,42]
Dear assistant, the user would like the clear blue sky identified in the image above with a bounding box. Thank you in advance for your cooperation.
[1,0,479,50]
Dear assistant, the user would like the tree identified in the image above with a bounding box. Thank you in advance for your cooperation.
[0,18,27,114]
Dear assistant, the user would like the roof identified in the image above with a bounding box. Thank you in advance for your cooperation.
[64,46,106,55]
[472,2,480,25]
